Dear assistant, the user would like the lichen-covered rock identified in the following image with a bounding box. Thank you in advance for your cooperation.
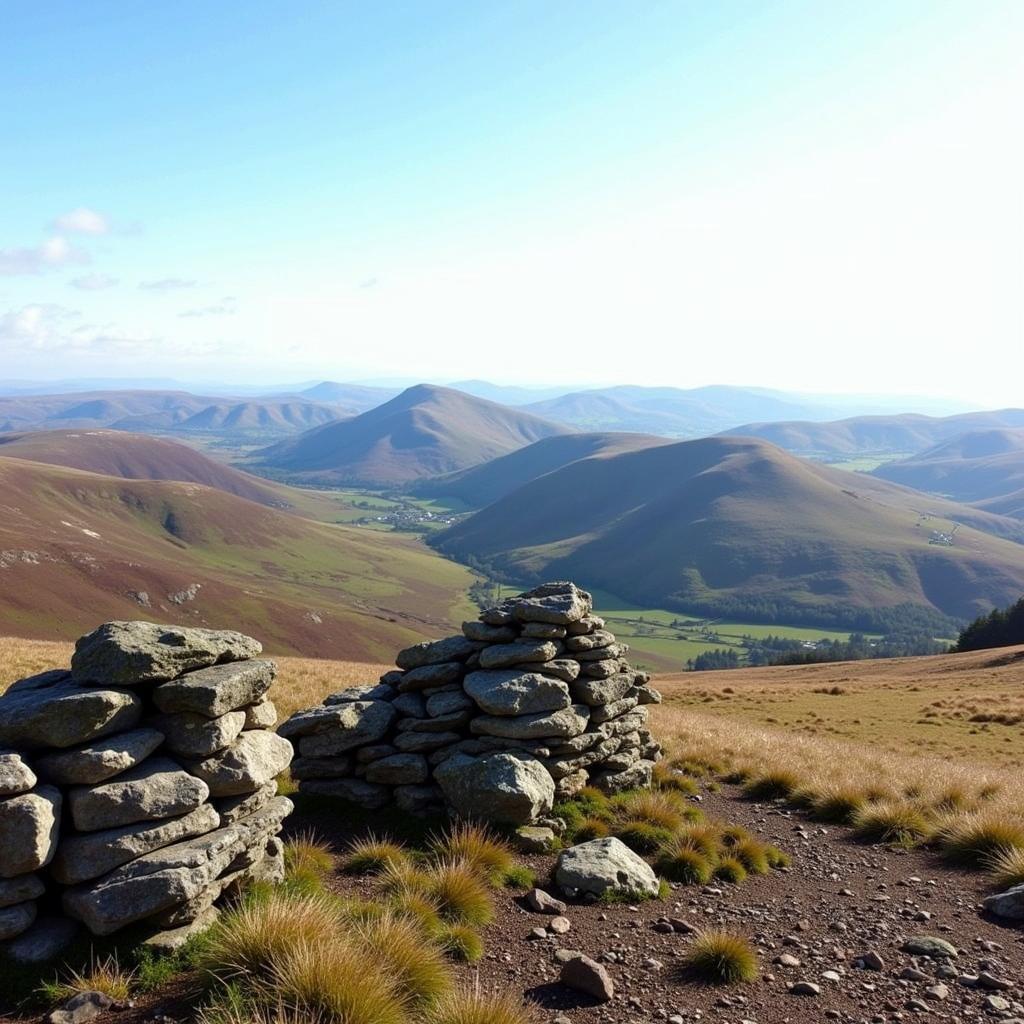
[982,886,1024,921]
[67,758,209,832]
[0,752,37,797]
[0,785,61,877]
[570,672,634,707]
[395,635,478,670]
[591,758,654,794]
[185,730,293,797]
[555,836,659,899]
[151,660,275,718]
[509,582,591,625]
[470,704,590,740]
[364,753,429,785]
[280,700,395,754]
[478,640,561,670]
[215,780,277,824]
[434,752,555,825]
[155,710,246,759]
[36,728,165,785]
[71,621,262,685]
[0,674,142,750]
[464,669,571,716]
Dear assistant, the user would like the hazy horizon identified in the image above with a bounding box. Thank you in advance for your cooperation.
[2,2,1021,404]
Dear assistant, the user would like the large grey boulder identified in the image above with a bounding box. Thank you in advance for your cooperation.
[154,710,246,759]
[510,582,591,625]
[396,661,463,691]
[244,698,278,730]
[51,803,221,885]
[215,780,277,824]
[464,669,571,716]
[461,621,518,643]
[71,621,262,685]
[62,796,291,935]
[151,659,275,718]
[288,701,395,756]
[591,759,654,795]
[35,728,165,785]
[554,837,660,899]
[0,753,36,796]
[0,674,142,750]
[434,752,555,825]
[470,704,590,740]
[185,730,293,796]
[0,785,61,877]
[564,630,615,652]
[68,758,209,832]
[984,885,1024,921]
[478,640,561,670]
[395,635,478,670]
[570,672,635,707]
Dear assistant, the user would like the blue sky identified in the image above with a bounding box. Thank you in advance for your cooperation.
[1,1,1021,401]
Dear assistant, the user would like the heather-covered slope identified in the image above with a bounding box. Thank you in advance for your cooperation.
[432,436,1024,631]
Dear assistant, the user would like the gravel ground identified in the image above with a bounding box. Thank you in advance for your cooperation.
[6,783,1022,1024]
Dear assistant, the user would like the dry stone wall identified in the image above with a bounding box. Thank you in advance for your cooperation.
[282,582,663,825]
[0,622,293,963]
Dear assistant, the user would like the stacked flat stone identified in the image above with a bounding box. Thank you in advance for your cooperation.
[282,582,662,826]
[0,622,293,962]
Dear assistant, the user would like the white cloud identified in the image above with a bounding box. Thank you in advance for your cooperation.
[179,302,236,318]
[70,272,119,291]
[0,303,155,354]
[53,207,111,235]
[139,277,197,291]
[0,236,89,276]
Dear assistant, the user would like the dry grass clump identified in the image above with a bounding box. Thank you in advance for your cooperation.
[987,846,1024,890]
[935,816,1024,868]
[652,760,699,794]
[613,790,692,831]
[342,833,410,875]
[271,939,407,1024]
[355,913,452,1006]
[429,823,513,884]
[679,931,759,985]
[436,923,485,963]
[44,955,133,1003]
[852,802,933,846]
[574,816,610,841]
[614,819,676,854]
[0,636,73,694]
[655,843,714,885]
[742,769,801,801]
[283,832,334,890]
[732,837,771,875]
[427,985,538,1024]
[426,860,494,926]
[713,856,747,884]
[810,786,868,824]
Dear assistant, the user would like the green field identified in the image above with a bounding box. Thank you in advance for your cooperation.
[587,588,869,672]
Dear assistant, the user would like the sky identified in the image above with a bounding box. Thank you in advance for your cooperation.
[1,1,1021,403]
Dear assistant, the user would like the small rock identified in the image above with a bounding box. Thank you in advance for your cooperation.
[789,981,821,996]
[901,936,958,959]
[48,991,113,1024]
[560,953,614,1002]
[548,916,571,935]
[526,888,567,915]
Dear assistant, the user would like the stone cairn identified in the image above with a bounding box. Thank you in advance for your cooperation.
[0,622,293,963]
[282,582,663,830]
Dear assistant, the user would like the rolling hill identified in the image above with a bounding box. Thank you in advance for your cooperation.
[872,429,1024,515]
[431,436,1024,632]
[728,410,1024,459]
[254,383,571,486]
[0,456,474,658]
[294,381,400,412]
[522,385,839,437]
[414,431,672,507]
[0,390,343,438]
[0,429,287,506]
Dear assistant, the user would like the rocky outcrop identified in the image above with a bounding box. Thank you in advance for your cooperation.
[281,582,662,824]
[0,621,292,959]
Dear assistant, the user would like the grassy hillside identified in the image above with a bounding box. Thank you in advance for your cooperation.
[0,429,287,506]
[432,436,1024,631]
[254,383,571,486]
[873,428,1024,512]
[729,408,1024,458]
[414,431,671,507]
[0,456,475,658]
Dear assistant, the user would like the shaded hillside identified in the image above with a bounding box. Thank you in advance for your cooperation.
[295,381,399,412]
[0,429,286,506]
[0,457,474,658]
[432,436,1024,631]
[523,385,836,437]
[729,409,1024,458]
[872,429,1024,514]
[255,383,571,486]
[0,390,343,438]
[414,431,672,507]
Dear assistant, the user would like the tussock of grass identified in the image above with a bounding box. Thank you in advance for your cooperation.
[342,834,409,876]
[42,955,133,1004]
[679,931,759,985]
[271,939,407,1024]
[198,892,345,979]
[674,823,722,859]
[430,823,513,884]
[936,817,1024,867]
[375,859,434,899]
[653,761,699,794]
[713,856,747,884]
[427,985,538,1024]
[742,769,801,801]
[574,816,610,841]
[655,845,714,885]
[437,923,485,963]
[810,787,867,824]
[283,832,334,891]
[732,838,770,875]
[197,998,326,1024]
[613,790,689,831]
[387,890,444,934]
[765,844,791,868]
[355,913,452,1005]
[987,846,1024,890]
[497,865,537,890]
[424,860,494,926]
[852,802,932,846]
[614,819,675,854]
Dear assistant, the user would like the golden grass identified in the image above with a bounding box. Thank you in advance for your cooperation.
[987,846,1024,890]
[342,834,410,875]
[282,832,334,890]
[355,913,452,1006]
[612,790,690,832]
[269,656,393,722]
[425,860,494,926]
[852,802,933,846]
[713,856,748,884]
[436,923,485,963]
[934,816,1024,867]
[427,985,538,1024]
[45,955,133,1003]
[0,636,73,692]
[429,823,513,883]
[679,931,759,985]
[655,844,714,885]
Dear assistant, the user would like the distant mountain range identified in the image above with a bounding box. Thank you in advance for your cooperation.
[727,409,1024,458]
[254,384,570,486]
[432,435,1024,632]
